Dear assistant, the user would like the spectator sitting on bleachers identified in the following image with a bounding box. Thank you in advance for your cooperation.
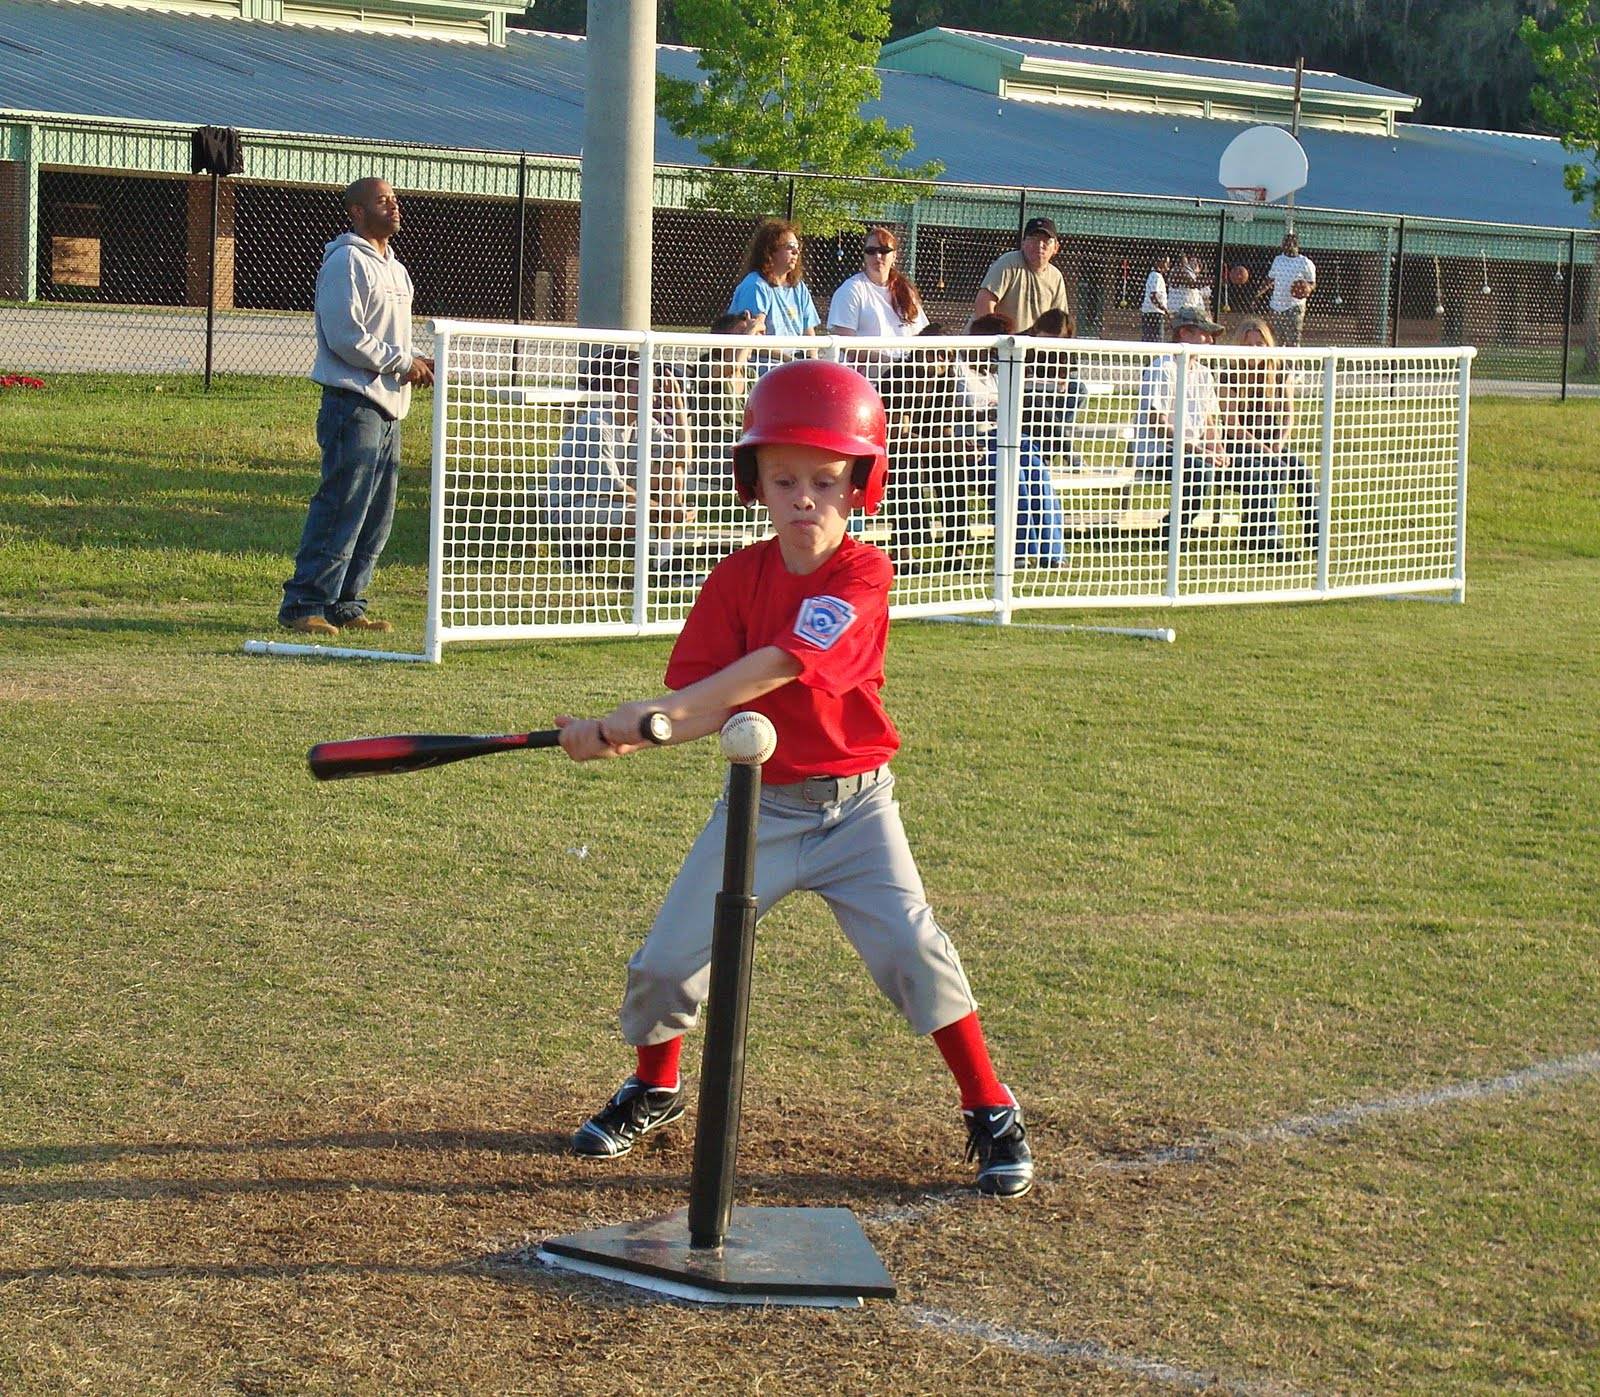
[878,321,971,573]
[829,225,929,383]
[727,219,819,338]
[546,344,694,572]
[1220,316,1316,558]
[682,310,765,476]
[974,216,1070,328]
[956,311,1011,425]
[1127,304,1228,537]
[1022,308,1085,462]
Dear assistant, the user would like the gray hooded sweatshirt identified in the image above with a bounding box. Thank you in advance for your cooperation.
[311,231,417,421]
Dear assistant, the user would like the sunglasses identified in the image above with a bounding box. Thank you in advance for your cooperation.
[864,245,894,255]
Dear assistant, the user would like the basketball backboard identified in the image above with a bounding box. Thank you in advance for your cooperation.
[1218,126,1309,203]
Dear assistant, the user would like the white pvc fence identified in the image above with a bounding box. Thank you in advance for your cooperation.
[401,322,1471,662]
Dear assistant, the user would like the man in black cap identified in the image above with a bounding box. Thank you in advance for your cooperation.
[973,216,1070,329]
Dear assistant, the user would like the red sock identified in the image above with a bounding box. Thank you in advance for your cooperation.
[634,1037,682,1090]
[932,1012,1008,1111]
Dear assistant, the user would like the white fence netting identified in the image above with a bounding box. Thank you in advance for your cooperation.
[423,323,1470,659]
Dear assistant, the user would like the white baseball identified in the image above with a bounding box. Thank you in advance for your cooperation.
[719,711,777,766]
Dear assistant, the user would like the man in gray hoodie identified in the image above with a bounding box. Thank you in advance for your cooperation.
[279,177,433,636]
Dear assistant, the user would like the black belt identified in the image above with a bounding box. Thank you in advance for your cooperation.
[766,766,888,806]
[324,384,396,421]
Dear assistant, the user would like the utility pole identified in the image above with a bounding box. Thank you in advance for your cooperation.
[578,0,658,328]
[1286,56,1304,231]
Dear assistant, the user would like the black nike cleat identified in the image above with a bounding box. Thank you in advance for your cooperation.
[964,1096,1035,1198]
[572,1076,685,1158]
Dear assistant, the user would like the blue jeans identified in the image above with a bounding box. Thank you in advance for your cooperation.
[1173,452,1215,534]
[986,436,1066,566]
[1015,441,1066,564]
[280,387,402,624]
[1232,450,1316,549]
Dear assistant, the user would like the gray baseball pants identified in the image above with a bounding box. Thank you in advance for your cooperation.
[620,767,978,1044]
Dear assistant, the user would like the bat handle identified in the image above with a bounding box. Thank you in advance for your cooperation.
[547,710,671,750]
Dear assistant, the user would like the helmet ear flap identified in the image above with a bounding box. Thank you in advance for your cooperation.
[733,446,759,505]
[851,456,879,499]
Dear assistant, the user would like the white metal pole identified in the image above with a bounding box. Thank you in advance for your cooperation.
[1166,350,1189,601]
[1317,353,1337,597]
[994,337,1025,625]
[1453,349,1472,603]
[424,324,451,663]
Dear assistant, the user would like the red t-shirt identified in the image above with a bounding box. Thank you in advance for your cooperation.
[665,536,900,784]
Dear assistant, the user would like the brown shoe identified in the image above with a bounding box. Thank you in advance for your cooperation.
[283,615,340,637]
[341,615,394,633]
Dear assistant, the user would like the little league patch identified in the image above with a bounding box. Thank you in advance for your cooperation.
[794,595,856,650]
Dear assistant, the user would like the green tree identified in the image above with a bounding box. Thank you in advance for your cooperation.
[1235,0,1552,132]
[1522,0,1600,371]
[1522,0,1600,209]
[888,1,1238,54]
[657,0,942,235]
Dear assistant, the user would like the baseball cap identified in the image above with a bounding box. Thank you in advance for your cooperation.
[1023,216,1059,240]
[1170,305,1224,335]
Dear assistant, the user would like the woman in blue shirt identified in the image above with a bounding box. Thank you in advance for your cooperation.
[727,219,819,337]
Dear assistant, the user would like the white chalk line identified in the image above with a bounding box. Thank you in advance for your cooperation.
[907,1308,1309,1397]
[1103,1047,1600,1171]
[861,1189,966,1227]
[876,1048,1599,1391]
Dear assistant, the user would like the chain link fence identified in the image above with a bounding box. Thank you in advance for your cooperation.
[2,120,1596,395]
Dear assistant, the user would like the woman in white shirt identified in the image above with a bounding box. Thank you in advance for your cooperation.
[828,226,930,378]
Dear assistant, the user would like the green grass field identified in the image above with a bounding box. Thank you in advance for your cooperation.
[1,378,1596,1392]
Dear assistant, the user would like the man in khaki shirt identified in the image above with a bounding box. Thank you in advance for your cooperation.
[973,216,1070,329]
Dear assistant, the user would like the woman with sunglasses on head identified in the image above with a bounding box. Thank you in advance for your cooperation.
[828,226,929,341]
[727,218,819,339]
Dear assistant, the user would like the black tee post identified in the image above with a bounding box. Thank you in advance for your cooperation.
[687,761,761,1250]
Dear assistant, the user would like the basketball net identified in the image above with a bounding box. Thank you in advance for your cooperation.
[1224,186,1266,222]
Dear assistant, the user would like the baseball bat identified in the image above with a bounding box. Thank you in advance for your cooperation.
[307,711,672,782]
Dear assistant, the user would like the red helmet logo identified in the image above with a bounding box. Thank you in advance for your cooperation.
[732,360,889,515]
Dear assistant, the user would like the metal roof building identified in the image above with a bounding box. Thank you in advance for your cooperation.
[0,1,1593,386]
[0,1,1589,228]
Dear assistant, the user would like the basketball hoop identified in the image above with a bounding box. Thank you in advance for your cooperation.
[1218,127,1308,223]
[1224,186,1266,222]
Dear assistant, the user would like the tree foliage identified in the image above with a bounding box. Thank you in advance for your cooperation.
[655,0,942,234]
[1230,0,1556,133]
[517,0,1565,136]
[1522,0,1600,213]
[889,0,1555,130]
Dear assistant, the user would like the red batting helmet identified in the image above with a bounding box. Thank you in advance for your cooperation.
[732,359,889,515]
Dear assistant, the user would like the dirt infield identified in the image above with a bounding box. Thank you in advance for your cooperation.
[1,1082,1199,1394]
[6,1066,1596,1393]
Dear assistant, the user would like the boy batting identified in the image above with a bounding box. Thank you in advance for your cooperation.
[556,359,1034,1198]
